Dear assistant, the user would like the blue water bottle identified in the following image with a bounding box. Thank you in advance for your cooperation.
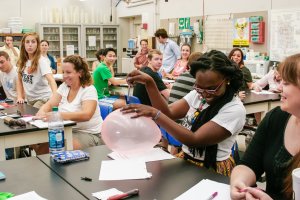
[48,107,65,154]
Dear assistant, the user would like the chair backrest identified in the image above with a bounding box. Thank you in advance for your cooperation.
[99,103,113,120]
[160,127,182,147]
[126,95,141,104]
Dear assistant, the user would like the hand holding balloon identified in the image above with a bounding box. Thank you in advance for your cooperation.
[101,109,161,156]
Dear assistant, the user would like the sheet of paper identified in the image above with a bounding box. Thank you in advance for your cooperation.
[88,36,96,47]
[99,160,152,180]
[175,179,230,200]
[9,191,47,200]
[92,188,123,200]
[251,90,274,95]
[108,148,175,162]
[66,45,75,56]
[20,117,74,128]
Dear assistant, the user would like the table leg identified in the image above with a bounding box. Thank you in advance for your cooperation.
[0,137,6,161]
[65,126,73,150]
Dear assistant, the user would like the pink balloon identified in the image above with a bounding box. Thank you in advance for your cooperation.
[102,109,161,156]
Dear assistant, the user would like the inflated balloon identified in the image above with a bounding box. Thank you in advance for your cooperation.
[102,109,161,156]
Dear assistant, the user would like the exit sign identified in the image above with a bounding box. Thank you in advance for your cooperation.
[178,17,190,30]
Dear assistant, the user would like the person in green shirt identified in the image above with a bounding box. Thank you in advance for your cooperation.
[93,48,126,108]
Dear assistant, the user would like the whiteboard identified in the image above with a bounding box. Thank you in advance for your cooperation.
[269,9,300,62]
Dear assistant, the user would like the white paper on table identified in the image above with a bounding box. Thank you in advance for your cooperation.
[251,90,275,95]
[108,148,175,162]
[21,117,74,128]
[163,79,175,84]
[9,191,47,200]
[99,160,152,180]
[88,36,96,47]
[174,179,230,200]
[92,188,123,200]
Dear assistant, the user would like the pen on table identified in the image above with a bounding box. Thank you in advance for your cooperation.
[107,189,139,200]
[81,176,92,181]
[206,191,218,200]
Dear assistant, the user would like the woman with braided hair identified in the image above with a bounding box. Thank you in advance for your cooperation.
[122,50,246,176]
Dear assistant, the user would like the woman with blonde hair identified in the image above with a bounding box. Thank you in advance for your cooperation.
[16,32,57,108]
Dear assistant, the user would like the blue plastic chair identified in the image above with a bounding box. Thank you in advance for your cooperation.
[125,95,141,104]
[160,127,182,147]
[99,102,113,120]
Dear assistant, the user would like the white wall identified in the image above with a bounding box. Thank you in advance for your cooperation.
[159,0,300,19]
[0,0,114,30]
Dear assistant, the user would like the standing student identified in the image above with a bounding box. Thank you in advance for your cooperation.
[123,50,246,176]
[155,28,181,73]
[0,51,18,100]
[40,39,57,74]
[133,49,170,106]
[228,48,253,100]
[230,53,300,199]
[16,32,57,108]
[163,43,191,80]
[36,55,103,152]
[0,36,20,66]
[133,39,150,70]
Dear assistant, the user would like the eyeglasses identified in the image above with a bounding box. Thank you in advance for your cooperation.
[193,79,226,95]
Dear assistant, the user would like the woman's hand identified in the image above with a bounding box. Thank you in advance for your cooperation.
[254,85,262,92]
[244,187,273,200]
[34,111,50,121]
[121,104,158,119]
[230,181,247,200]
[238,91,246,100]
[16,97,25,104]
[126,70,153,86]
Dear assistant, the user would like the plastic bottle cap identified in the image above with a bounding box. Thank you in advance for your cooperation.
[52,107,58,112]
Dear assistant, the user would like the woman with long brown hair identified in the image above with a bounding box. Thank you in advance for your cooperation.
[230,53,300,199]
[16,32,57,108]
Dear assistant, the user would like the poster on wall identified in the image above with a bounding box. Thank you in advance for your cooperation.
[233,18,250,47]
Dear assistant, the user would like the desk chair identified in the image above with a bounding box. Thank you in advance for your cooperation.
[125,95,141,104]
[160,127,182,147]
[99,103,113,120]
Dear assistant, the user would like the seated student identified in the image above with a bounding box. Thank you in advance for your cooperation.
[35,55,103,153]
[0,51,18,101]
[92,49,105,72]
[133,39,150,70]
[252,63,282,93]
[228,48,253,100]
[123,50,246,176]
[168,52,202,104]
[230,53,300,200]
[133,49,170,106]
[93,48,126,109]
[163,43,191,80]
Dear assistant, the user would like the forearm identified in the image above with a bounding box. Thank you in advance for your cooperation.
[155,111,201,146]
[60,111,93,122]
[145,80,174,118]
[48,77,58,93]
[16,76,25,99]
[230,165,257,187]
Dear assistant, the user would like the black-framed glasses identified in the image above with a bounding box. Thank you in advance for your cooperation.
[193,79,226,95]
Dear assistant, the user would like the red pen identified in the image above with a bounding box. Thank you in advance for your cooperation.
[206,191,218,200]
[107,189,139,200]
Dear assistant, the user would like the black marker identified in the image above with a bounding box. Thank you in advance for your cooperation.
[81,176,92,181]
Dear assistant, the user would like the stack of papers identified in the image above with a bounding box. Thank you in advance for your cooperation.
[20,117,74,128]
[175,179,230,200]
[107,148,175,162]
[99,160,152,180]
[92,188,123,200]
[9,191,47,200]
[251,90,274,95]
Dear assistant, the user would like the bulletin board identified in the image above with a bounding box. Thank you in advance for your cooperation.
[269,9,300,61]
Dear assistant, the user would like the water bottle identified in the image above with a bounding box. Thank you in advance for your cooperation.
[48,107,65,154]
